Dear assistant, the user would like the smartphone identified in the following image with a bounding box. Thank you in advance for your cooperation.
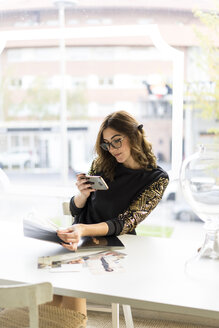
[86,175,109,190]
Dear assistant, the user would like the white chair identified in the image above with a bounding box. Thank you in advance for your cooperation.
[62,202,134,328]
[0,281,87,328]
[0,282,53,328]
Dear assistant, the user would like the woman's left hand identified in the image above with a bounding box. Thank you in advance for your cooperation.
[57,224,83,251]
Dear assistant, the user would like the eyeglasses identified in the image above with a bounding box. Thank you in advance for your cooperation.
[100,136,125,151]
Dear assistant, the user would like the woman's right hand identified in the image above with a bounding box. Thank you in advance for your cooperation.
[75,173,95,199]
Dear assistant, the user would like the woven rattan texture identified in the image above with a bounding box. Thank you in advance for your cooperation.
[87,311,212,328]
[0,304,87,328]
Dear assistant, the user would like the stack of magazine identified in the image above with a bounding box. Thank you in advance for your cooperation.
[38,250,127,274]
[23,215,126,274]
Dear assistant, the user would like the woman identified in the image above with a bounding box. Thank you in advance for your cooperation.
[57,110,169,249]
[53,110,169,322]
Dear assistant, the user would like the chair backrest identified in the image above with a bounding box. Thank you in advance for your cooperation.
[62,201,74,227]
[0,282,53,328]
[62,201,71,215]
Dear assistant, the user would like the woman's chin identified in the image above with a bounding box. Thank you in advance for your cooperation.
[115,157,124,163]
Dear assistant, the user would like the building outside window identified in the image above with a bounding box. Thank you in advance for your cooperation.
[0,0,218,239]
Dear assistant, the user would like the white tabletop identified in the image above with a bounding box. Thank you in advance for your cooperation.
[1,220,219,320]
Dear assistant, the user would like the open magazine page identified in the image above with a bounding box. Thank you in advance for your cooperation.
[38,250,127,274]
[24,211,60,231]
[23,217,62,244]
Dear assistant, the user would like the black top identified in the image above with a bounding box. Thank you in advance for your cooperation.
[70,163,169,236]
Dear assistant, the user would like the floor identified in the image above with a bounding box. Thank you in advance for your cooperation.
[86,310,212,328]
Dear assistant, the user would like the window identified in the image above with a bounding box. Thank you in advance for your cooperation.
[0,1,217,243]
[10,78,22,88]
[99,77,114,87]
[11,135,19,148]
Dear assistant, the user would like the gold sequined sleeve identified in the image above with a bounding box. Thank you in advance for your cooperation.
[117,177,169,235]
[87,159,98,175]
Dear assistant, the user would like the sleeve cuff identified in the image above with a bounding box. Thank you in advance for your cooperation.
[105,219,123,236]
[69,196,83,216]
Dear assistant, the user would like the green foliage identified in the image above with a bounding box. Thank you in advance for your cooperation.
[22,77,60,120]
[189,2,219,121]
[67,87,88,119]
[0,73,88,121]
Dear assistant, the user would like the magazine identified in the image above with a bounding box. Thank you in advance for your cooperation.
[38,250,127,274]
[83,250,127,275]
[23,218,124,251]
[38,252,85,272]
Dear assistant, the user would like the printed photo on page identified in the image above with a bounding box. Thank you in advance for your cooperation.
[37,253,85,272]
[82,250,127,275]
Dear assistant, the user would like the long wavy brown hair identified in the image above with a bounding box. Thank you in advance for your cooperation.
[94,111,157,181]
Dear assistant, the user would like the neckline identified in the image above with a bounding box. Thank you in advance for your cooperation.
[119,163,145,172]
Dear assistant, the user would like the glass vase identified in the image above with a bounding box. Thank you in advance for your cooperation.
[180,144,219,280]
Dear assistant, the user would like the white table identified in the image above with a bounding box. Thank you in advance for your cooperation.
[1,220,219,327]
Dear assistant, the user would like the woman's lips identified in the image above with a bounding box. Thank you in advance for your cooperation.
[114,153,122,158]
